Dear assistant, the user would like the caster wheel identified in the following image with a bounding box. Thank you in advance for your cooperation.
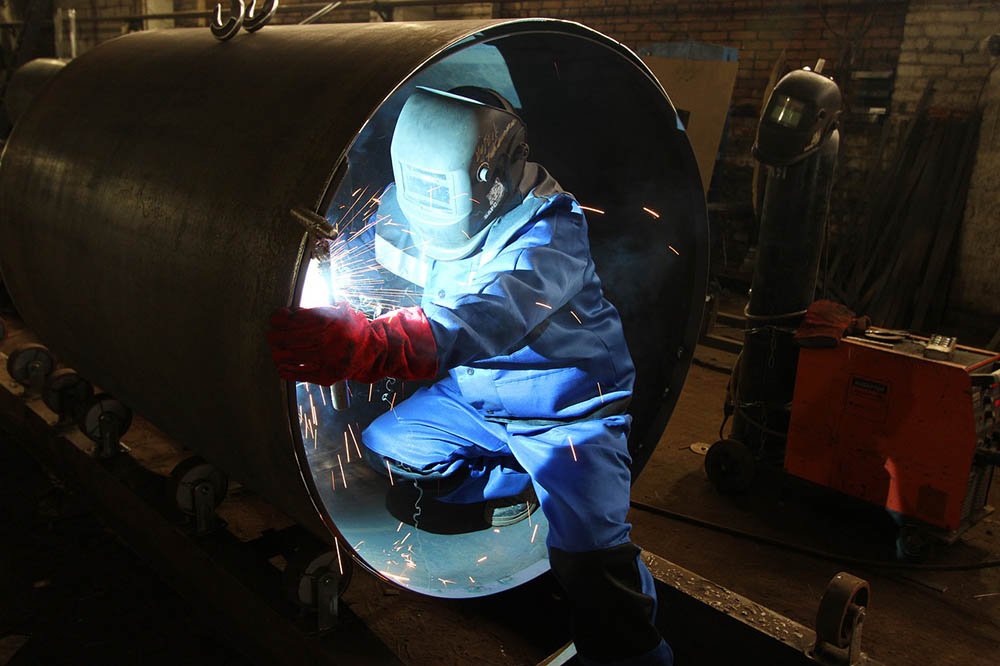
[77,393,132,442]
[705,438,755,494]
[7,343,54,389]
[815,572,869,650]
[42,368,94,422]
[169,456,229,516]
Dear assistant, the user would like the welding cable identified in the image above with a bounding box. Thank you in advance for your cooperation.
[629,500,1000,571]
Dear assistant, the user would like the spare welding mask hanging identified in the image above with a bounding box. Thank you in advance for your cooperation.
[390,86,528,261]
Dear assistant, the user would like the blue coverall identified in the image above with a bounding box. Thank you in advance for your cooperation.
[363,163,673,666]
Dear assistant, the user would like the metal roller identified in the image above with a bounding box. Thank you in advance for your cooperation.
[0,21,707,597]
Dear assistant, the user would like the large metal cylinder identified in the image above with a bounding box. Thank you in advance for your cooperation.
[0,20,708,598]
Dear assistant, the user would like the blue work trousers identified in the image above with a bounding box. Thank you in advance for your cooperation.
[363,376,672,665]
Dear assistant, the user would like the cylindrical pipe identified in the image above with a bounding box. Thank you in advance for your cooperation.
[3,58,66,125]
[0,21,708,597]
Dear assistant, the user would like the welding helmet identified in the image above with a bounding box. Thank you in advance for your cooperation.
[753,68,841,167]
[390,86,528,261]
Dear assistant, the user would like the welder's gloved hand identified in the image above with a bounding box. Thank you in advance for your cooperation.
[794,300,871,349]
[268,304,439,385]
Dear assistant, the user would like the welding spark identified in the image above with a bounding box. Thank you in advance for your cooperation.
[344,432,351,462]
[351,187,362,197]
[335,538,344,576]
[579,205,605,215]
[354,540,365,548]
[330,469,336,491]
[535,302,553,310]
[379,571,411,583]
[369,383,374,402]
[469,576,476,584]
[349,424,362,458]
[319,386,326,406]
[668,245,680,256]
[597,382,605,404]
[397,521,404,533]
[568,435,578,462]
[386,460,395,486]
[477,556,488,563]
[438,578,456,587]
[570,310,582,324]
[400,532,410,545]
[493,528,501,534]
[310,396,317,425]
[389,392,397,410]
[314,432,318,451]
[643,206,660,219]
[531,523,539,543]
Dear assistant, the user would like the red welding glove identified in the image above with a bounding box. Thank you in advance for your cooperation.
[794,300,872,349]
[268,304,439,385]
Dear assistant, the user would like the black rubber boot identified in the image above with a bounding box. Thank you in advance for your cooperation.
[548,542,665,664]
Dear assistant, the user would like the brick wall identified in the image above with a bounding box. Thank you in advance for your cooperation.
[890,1,1000,329]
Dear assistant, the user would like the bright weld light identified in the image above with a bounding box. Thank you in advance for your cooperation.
[668,245,680,255]
[643,206,660,219]
[530,524,539,543]
[568,435,577,462]
[535,302,553,310]
[579,205,605,215]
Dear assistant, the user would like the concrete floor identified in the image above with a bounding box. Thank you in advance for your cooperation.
[2,330,999,664]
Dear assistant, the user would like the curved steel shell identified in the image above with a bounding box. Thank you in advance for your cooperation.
[0,20,708,597]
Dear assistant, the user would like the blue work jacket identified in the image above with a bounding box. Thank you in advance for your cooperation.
[372,162,635,424]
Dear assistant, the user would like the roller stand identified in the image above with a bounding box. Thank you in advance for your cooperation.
[42,368,94,429]
[811,572,871,666]
[6,343,55,399]
[170,456,229,536]
[284,544,353,634]
[78,393,133,459]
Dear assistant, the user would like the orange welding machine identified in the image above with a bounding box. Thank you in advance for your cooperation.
[785,331,1000,542]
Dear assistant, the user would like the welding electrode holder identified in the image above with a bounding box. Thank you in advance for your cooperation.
[290,205,351,410]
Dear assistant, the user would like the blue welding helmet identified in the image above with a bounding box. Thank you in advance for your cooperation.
[390,86,528,261]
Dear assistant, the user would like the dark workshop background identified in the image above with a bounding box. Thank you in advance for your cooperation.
[6,0,996,340]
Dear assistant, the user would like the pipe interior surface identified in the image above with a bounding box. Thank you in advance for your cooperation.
[0,20,708,598]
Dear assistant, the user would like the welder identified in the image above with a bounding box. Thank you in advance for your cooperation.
[269,87,673,666]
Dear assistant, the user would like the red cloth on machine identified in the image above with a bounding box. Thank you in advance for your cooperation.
[794,300,871,349]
